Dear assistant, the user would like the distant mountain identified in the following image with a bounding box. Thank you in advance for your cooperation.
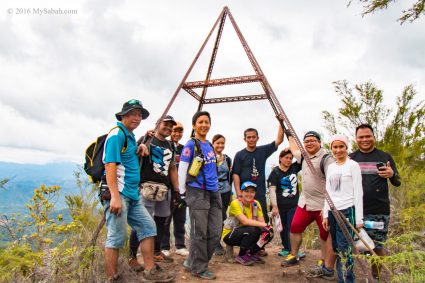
[0,162,81,214]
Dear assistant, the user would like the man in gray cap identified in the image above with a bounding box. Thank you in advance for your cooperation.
[128,115,180,266]
[103,99,174,282]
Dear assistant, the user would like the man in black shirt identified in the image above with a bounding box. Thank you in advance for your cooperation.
[233,121,284,224]
[129,115,179,267]
[349,124,401,277]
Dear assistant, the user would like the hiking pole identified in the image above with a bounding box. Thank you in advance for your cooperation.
[343,216,393,276]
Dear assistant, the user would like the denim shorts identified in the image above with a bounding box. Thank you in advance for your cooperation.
[104,194,156,248]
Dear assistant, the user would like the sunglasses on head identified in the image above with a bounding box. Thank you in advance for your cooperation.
[127,99,142,106]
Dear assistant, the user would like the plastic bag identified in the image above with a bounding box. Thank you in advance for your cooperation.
[355,228,375,252]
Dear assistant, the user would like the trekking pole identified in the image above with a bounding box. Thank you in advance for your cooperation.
[344,217,393,276]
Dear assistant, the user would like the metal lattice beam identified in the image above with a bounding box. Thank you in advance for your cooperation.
[203,94,267,104]
[184,75,261,89]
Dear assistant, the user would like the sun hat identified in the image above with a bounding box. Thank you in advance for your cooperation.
[115,99,150,121]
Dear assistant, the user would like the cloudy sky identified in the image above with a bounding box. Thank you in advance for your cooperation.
[0,0,424,165]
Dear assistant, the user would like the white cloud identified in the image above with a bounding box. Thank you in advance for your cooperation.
[0,0,424,165]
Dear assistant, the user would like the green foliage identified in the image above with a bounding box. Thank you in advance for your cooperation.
[349,0,425,24]
[322,80,425,282]
[0,167,106,282]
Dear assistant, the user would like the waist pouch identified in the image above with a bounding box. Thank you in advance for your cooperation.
[141,181,169,202]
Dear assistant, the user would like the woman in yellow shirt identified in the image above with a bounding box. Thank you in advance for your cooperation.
[222,181,274,266]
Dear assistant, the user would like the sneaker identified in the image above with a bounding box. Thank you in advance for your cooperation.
[142,266,174,283]
[257,249,268,257]
[214,246,225,256]
[306,264,334,280]
[281,254,299,267]
[128,257,144,272]
[154,252,174,263]
[161,249,171,257]
[297,251,306,259]
[183,258,191,271]
[235,254,254,266]
[249,253,265,264]
[193,270,216,280]
[175,248,189,256]
[278,249,290,257]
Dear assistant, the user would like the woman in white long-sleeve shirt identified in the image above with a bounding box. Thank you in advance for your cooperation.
[322,134,363,283]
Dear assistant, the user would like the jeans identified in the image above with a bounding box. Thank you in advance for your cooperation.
[104,194,156,249]
[329,206,356,283]
[186,186,222,274]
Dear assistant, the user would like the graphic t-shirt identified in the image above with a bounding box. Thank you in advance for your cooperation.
[140,136,175,188]
[103,122,140,200]
[349,148,400,215]
[222,199,264,238]
[267,162,302,209]
[180,139,218,192]
[233,141,277,195]
[173,142,184,168]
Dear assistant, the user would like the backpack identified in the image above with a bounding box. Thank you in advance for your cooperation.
[301,153,332,178]
[84,126,128,183]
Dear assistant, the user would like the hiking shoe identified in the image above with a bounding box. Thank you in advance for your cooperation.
[278,249,290,257]
[249,253,265,264]
[142,266,174,283]
[161,249,171,257]
[297,251,306,259]
[176,248,189,256]
[183,258,191,271]
[193,270,216,280]
[281,254,299,266]
[214,246,225,256]
[306,264,334,280]
[235,254,254,266]
[257,249,268,257]
[154,252,174,263]
[128,257,144,272]
[107,273,122,283]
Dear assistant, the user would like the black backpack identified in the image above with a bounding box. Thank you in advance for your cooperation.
[84,126,128,183]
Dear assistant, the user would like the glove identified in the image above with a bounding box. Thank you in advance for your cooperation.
[284,129,292,137]
[177,193,187,209]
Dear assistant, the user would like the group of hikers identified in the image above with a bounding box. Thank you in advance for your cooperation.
[101,99,401,283]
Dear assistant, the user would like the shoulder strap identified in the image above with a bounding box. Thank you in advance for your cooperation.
[320,153,330,176]
[110,125,128,153]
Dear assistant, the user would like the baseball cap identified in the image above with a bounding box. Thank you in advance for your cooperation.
[162,115,177,126]
[241,181,257,191]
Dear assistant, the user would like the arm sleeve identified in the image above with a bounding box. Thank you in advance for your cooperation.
[293,149,302,164]
[352,162,364,225]
[388,155,401,187]
[178,161,189,194]
[267,170,278,206]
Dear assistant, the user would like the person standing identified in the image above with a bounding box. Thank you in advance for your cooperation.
[267,149,304,258]
[232,121,284,225]
[128,115,179,266]
[178,111,222,280]
[349,124,401,278]
[103,99,173,282]
[161,122,189,257]
[211,134,233,255]
[322,134,364,283]
[282,131,336,281]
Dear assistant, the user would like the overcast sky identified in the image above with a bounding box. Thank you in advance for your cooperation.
[0,0,424,166]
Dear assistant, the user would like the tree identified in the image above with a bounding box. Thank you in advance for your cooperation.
[322,80,425,169]
[350,0,425,24]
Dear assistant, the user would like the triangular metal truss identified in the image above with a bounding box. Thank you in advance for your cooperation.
[152,6,376,281]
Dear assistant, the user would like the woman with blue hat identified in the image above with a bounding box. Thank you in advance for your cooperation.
[221,181,274,266]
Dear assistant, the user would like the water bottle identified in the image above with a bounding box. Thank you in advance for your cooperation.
[188,155,203,176]
[364,220,384,230]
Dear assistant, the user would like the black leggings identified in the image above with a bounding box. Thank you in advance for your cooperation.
[223,226,262,256]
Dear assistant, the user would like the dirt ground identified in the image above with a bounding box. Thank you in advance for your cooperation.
[121,242,370,283]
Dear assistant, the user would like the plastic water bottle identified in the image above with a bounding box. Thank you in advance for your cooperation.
[364,220,384,230]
